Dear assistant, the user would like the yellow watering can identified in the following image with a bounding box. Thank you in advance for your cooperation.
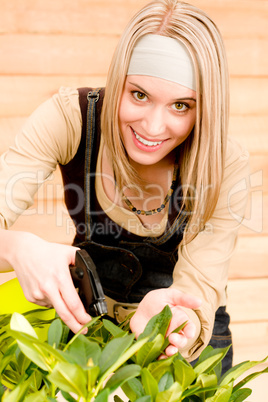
[0,277,55,339]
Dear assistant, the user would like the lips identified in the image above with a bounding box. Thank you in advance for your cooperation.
[133,130,163,147]
[131,127,166,150]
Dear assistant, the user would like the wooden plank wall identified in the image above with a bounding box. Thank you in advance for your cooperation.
[0,1,267,398]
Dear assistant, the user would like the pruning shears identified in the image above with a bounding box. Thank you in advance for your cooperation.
[70,249,108,317]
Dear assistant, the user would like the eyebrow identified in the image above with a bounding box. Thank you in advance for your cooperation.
[129,82,150,95]
[128,81,196,102]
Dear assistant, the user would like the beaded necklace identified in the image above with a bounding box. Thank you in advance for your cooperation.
[122,154,179,216]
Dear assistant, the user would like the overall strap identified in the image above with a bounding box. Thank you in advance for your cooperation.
[81,87,186,249]
[84,88,102,241]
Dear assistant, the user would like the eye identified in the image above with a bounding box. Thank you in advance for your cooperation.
[132,91,147,101]
[172,102,188,112]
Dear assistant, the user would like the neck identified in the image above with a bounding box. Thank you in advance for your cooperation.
[122,151,179,217]
[128,151,176,185]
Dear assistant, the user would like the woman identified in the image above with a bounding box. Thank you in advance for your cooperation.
[0,0,249,371]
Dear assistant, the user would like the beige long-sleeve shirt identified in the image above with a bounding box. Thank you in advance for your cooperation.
[0,87,250,360]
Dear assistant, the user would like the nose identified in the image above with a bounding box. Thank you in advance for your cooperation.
[141,106,166,137]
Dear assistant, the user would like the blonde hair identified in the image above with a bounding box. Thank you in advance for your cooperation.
[101,0,229,243]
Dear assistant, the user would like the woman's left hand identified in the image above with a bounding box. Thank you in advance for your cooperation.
[129,288,202,356]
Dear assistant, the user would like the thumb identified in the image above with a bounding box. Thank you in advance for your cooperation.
[68,246,80,265]
[130,313,148,338]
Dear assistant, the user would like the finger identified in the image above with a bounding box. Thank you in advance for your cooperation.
[168,332,188,349]
[50,286,89,334]
[23,286,53,308]
[66,245,80,264]
[158,354,168,360]
[182,320,196,338]
[130,313,147,338]
[165,345,179,357]
[165,306,189,335]
[25,298,53,308]
[169,289,202,310]
[60,274,92,325]
[33,301,53,308]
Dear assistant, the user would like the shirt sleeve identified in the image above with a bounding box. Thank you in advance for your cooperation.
[0,87,82,229]
[171,137,250,361]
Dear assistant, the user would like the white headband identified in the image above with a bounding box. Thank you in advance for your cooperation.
[127,34,196,91]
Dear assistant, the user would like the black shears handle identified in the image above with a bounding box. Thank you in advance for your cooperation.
[70,249,108,317]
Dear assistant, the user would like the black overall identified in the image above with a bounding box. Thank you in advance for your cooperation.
[59,88,233,373]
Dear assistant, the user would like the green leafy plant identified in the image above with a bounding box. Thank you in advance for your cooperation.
[0,306,267,401]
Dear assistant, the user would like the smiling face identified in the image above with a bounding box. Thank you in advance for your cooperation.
[118,75,197,168]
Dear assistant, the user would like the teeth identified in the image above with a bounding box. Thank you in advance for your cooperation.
[133,130,163,147]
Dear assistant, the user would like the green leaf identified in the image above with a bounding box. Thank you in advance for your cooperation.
[23,387,49,402]
[95,336,149,395]
[99,334,135,375]
[194,347,230,376]
[113,396,125,402]
[47,319,63,348]
[10,313,38,339]
[155,381,182,402]
[6,331,50,372]
[1,375,32,402]
[25,365,43,393]
[161,322,188,351]
[2,368,20,384]
[102,319,126,337]
[220,356,268,386]
[196,373,218,388]
[7,330,66,372]
[148,356,175,383]
[67,335,101,366]
[0,343,18,375]
[180,385,203,399]
[94,388,110,402]
[16,350,32,376]
[213,360,222,383]
[135,397,152,402]
[86,321,104,339]
[1,373,17,390]
[206,383,233,402]
[232,366,268,393]
[173,359,196,390]
[105,364,141,394]
[60,323,70,347]
[13,331,65,362]
[0,314,11,327]
[137,334,164,367]
[141,367,159,399]
[158,371,174,392]
[197,345,214,363]
[198,345,222,382]
[63,316,101,351]
[0,384,5,398]
[121,377,145,401]
[0,334,14,357]
[194,373,218,400]
[138,305,172,341]
[47,362,87,398]
[60,391,79,402]
[229,388,252,402]
[183,396,200,402]
[86,364,100,391]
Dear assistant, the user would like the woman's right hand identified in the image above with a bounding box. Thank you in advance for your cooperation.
[1,229,91,333]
